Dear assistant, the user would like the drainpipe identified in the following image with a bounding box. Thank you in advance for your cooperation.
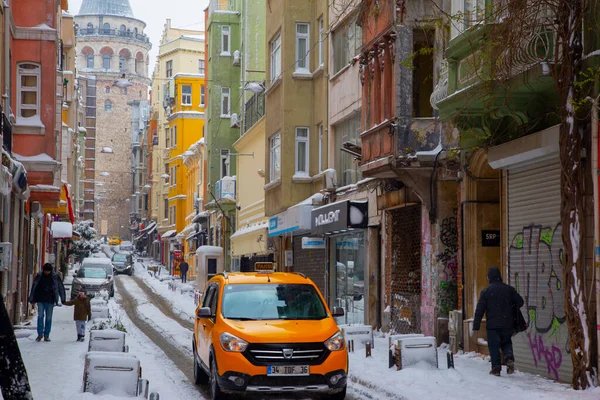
[590,94,600,371]
[459,200,499,320]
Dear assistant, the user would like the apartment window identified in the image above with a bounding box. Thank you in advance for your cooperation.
[295,127,309,176]
[86,53,94,68]
[119,55,126,71]
[173,126,178,146]
[181,85,192,105]
[221,25,231,56]
[103,54,111,69]
[200,85,205,107]
[173,166,177,185]
[333,17,362,74]
[166,60,173,78]
[270,34,281,82]
[334,113,362,186]
[220,87,230,117]
[17,63,40,119]
[220,149,230,179]
[104,100,112,112]
[295,23,310,73]
[413,29,434,118]
[165,128,170,148]
[164,199,169,218]
[105,86,110,94]
[318,17,324,67]
[318,124,323,172]
[269,133,281,182]
[198,59,205,75]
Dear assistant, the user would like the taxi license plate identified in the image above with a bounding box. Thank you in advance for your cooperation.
[267,365,309,376]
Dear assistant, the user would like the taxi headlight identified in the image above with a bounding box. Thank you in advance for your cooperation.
[220,332,248,352]
[324,330,345,351]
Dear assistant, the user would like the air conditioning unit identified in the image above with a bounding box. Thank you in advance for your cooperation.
[230,113,240,128]
[324,169,337,190]
[232,50,241,66]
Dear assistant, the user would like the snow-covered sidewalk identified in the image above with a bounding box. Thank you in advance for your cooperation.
[10,280,201,399]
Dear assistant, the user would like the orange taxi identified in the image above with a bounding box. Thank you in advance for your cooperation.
[192,264,348,399]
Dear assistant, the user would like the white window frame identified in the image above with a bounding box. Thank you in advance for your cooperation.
[166,60,173,77]
[295,127,309,176]
[295,23,310,73]
[270,33,281,83]
[199,59,205,75]
[318,124,323,172]
[270,132,281,182]
[221,25,231,56]
[200,85,205,107]
[181,85,192,105]
[220,149,230,179]
[220,87,230,117]
[318,17,324,67]
[17,63,41,121]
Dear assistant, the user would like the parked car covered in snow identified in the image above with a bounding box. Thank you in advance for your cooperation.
[80,258,115,297]
[72,268,112,300]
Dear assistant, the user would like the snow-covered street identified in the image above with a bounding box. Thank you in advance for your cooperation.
[6,254,600,400]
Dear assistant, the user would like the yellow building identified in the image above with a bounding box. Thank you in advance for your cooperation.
[149,19,205,240]
[168,73,206,250]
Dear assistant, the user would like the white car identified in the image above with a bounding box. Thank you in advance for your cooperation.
[71,267,111,300]
[119,241,134,253]
[80,257,115,297]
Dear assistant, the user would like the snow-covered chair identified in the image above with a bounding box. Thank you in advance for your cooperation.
[339,324,374,349]
[180,283,194,295]
[83,351,158,398]
[88,329,128,353]
[90,297,107,307]
[394,336,438,370]
[91,305,110,319]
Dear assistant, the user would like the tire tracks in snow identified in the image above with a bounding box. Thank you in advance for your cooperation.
[114,276,209,398]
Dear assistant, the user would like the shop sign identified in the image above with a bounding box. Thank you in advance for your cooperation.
[482,230,500,247]
[337,238,359,250]
[302,237,326,249]
[311,200,368,235]
[268,204,312,237]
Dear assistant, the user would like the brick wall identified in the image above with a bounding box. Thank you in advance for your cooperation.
[293,235,327,298]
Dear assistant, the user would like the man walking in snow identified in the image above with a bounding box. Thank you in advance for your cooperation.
[472,266,524,376]
[29,263,66,342]
[179,260,189,283]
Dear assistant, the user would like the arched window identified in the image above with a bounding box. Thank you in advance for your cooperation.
[87,22,93,33]
[103,23,110,34]
[86,53,94,68]
[103,54,111,69]
[119,55,126,71]
[104,100,112,112]
[120,25,126,35]
[105,86,110,94]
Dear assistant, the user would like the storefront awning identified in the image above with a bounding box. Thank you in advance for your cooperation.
[161,229,177,239]
[134,221,157,240]
[231,221,269,256]
[192,211,210,223]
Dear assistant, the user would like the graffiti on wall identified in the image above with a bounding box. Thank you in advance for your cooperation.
[437,210,458,315]
[509,222,569,380]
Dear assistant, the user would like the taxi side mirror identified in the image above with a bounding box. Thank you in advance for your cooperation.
[332,307,345,317]
[197,307,212,319]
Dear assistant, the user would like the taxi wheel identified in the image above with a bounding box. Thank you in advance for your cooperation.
[193,346,208,384]
[209,356,224,400]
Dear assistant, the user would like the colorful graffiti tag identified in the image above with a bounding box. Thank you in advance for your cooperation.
[509,222,569,381]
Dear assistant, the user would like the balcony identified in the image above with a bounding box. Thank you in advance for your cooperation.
[76,28,151,45]
[243,89,265,133]
[208,0,237,14]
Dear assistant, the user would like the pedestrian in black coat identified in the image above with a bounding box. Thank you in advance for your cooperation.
[29,263,66,342]
[179,261,189,284]
[473,266,524,376]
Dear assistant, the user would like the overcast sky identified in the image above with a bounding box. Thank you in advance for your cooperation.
[68,0,209,72]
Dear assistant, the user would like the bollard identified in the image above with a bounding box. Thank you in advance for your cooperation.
[347,340,354,352]
[365,342,372,357]
[395,340,401,370]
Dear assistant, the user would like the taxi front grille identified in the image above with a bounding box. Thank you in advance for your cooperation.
[243,342,329,366]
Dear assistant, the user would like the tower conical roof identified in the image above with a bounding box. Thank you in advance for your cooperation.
[78,0,134,18]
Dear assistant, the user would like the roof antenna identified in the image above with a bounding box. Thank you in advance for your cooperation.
[267,274,271,283]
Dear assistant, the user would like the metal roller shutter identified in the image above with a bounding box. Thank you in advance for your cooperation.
[507,153,572,382]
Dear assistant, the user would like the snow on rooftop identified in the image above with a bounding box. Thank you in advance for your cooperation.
[13,153,55,163]
[230,220,268,239]
[51,221,72,238]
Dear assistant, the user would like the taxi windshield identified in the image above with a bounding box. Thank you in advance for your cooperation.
[221,284,328,321]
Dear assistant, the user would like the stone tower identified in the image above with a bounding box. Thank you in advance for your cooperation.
[75,0,151,239]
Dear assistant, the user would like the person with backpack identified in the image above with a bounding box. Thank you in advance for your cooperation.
[472,266,524,376]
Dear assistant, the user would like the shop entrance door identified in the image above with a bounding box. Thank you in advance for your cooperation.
[333,232,365,325]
